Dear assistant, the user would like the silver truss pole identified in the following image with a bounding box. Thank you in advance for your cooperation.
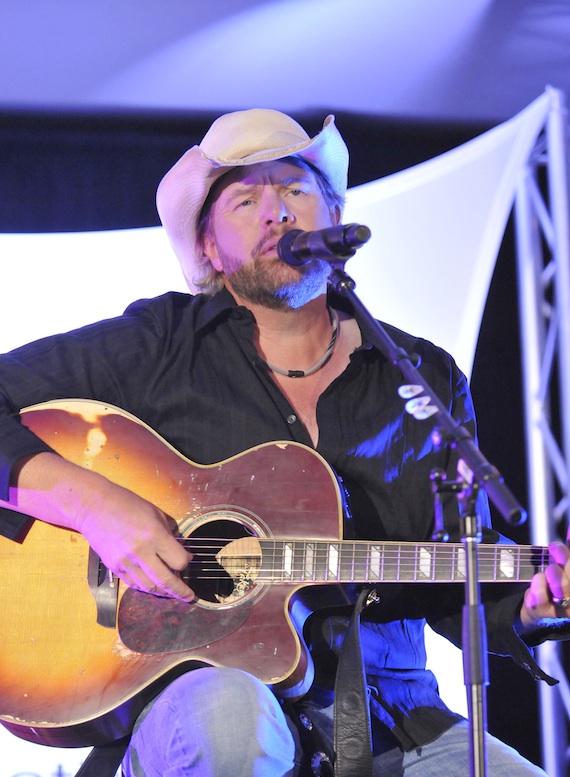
[514,87,570,777]
[547,88,570,520]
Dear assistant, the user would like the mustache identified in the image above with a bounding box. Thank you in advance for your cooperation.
[251,228,289,259]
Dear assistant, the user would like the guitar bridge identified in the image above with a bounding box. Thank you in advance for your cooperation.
[87,546,118,628]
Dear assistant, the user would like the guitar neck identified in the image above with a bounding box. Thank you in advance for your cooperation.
[255,540,549,584]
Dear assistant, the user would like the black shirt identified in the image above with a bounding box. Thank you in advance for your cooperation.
[0,287,556,748]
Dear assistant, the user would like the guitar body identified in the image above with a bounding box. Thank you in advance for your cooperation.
[0,400,344,747]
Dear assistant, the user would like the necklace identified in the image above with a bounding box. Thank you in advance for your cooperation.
[262,308,340,378]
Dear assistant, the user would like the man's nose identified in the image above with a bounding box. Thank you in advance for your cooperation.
[263,192,294,225]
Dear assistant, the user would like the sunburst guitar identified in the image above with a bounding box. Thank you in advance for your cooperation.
[0,400,549,748]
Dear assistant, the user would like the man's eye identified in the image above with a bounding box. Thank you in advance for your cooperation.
[239,199,254,207]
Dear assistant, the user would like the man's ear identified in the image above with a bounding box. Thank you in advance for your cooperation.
[332,205,342,226]
[202,233,223,273]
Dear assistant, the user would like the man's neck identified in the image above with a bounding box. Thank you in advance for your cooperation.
[226,286,334,370]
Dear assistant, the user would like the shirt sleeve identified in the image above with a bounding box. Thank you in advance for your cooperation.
[0,294,180,502]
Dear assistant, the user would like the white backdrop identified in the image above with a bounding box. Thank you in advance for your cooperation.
[0,92,552,775]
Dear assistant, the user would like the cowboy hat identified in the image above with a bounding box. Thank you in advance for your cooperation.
[156,108,349,292]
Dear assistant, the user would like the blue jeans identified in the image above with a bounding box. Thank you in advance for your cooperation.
[122,667,546,777]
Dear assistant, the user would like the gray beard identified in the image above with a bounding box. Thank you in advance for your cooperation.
[222,253,332,310]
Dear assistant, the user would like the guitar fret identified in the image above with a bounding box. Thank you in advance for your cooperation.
[283,543,293,579]
[313,543,329,581]
[446,546,453,581]
[260,540,277,580]
[438,545,450,580]
[430,543,444,581]
[419,546,433,580]
[305,543,315,580]
[338,541,355,582]
[328,544,339,580]
[428,545,438,580]
[457,546,466,579]
[291,541,304,581]
[369,545,381,580]
[499,547,515,579]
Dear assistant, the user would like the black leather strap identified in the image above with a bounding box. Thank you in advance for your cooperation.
[73,737,130,777]
[333,587,376,777]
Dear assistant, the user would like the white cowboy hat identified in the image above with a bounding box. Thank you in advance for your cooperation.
[156,108,349,292]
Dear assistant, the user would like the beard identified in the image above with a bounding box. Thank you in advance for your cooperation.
[219,239,332,310]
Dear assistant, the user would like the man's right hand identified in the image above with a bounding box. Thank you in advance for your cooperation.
[3,451,195,602]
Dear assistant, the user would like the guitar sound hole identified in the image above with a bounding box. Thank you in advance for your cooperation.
[182,519,257,604]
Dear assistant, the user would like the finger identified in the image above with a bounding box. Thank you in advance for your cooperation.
[549,539,570,565]
[524,572,550,612]
[120,558,195,602]
[545,563,566,598]
[543,541,570,603]
[546,568,570,609]
[158,535,193,573]
[151,566,195,601]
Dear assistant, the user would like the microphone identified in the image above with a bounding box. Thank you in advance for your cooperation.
[277,224,371,266]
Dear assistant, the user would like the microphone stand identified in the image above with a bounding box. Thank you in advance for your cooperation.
[326,261,527,777]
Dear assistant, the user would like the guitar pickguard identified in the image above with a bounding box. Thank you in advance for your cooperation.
[119,511,265,654]
[119,589,254,654]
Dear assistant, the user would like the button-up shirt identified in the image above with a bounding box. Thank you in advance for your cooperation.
[0,287,558,749]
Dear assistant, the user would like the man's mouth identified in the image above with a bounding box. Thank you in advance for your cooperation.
[261,240,279,256]
[254,229,294,261]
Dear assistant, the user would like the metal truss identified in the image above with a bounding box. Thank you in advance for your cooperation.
[514,87,570,776]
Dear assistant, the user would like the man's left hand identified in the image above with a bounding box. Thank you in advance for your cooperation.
[519,539,570,629]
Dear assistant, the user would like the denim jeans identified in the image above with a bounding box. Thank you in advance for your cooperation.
[122,667,546,777]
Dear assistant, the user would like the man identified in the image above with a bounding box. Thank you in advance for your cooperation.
[1,108,569,776]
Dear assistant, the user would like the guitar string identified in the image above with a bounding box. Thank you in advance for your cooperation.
[178,539,545,561]
[176,539,546,580]
[177,537,545,553]
[177,537,545,562]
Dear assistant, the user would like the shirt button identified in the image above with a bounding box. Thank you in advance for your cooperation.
[286,414,297,425]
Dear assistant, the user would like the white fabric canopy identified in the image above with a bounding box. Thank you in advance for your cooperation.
[344,90,551,377]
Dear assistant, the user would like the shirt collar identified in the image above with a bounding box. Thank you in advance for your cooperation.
[193,284,373,350]
[193,286,244,333]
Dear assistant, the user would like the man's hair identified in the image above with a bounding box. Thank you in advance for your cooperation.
[193,156,345,296]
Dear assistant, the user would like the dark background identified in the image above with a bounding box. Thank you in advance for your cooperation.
[0,106,555,767]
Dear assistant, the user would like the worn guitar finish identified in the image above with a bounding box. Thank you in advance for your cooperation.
[0,400,547,748]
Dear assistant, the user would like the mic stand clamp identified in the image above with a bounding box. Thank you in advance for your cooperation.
[458,478,489,777]
[431,466,489,777]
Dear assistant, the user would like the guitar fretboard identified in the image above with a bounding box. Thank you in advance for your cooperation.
[255,540,549,584]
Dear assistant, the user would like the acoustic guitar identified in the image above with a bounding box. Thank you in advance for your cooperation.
[0,400,547,748]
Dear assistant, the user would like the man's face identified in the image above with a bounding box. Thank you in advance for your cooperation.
[202,159,339,309]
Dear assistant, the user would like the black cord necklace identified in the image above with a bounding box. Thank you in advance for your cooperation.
[262,308,340,378]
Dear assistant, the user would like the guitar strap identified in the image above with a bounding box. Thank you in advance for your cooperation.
[289,587,375,777]
[332,587,375,777]
[73,736,130,777]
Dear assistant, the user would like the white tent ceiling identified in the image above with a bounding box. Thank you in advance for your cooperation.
[1,0,569,123]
